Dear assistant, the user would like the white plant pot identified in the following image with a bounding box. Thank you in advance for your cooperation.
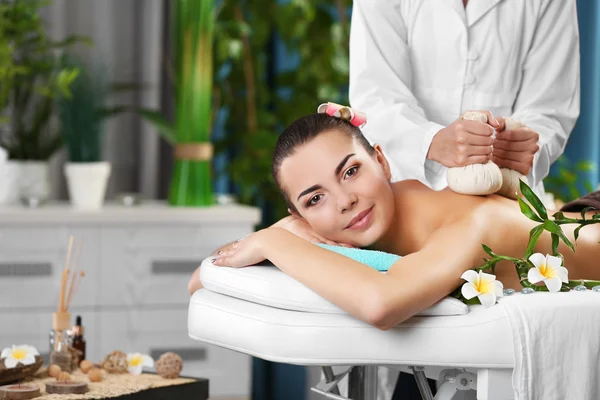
[64,162,111,210]
[0,160,51,205]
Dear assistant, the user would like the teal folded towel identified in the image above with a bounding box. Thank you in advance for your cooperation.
[317,244,401,272]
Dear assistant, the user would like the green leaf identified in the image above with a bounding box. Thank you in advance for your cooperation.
[464,297,481,305]
[551,233,559,255]
[482,244,495,257]
[574,225,583,241]
[552,211,565,220]
[518,197,543,222]
[525,225,544,259]
[593,214,600,220]
[136,109,176,144]
[544,220,574,252]
[543,220,560,234]
[519,180,548,220]
[581,206,596,220]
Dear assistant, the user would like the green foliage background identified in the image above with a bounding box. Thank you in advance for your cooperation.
[544,156,596,204]
[0,0,87,160]
[212,0,352,224]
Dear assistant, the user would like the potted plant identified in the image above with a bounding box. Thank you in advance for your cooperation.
[58,56,128,209]
[0,0,85,205]
[139,0,215,207]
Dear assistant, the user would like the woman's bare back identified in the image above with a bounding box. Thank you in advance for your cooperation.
[389,180,600,289]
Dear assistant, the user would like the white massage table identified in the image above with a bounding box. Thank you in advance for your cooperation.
[188,260,515,400]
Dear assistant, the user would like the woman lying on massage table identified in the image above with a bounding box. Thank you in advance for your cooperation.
[187,112,600,330]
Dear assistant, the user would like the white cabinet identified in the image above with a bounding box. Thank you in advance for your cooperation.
[0,202,260,398]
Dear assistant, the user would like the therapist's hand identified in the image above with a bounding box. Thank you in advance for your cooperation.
[492,125,539,176]
[427,111,500,168]
[272,214,353,247]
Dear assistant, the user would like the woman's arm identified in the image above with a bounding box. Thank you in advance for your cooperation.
[272,215,352,247]
[254,216,485,330]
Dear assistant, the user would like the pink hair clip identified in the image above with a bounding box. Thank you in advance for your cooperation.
[317,102,367,128]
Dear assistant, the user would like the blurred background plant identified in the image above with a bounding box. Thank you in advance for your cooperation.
[544,156,597,206]
[57,55,129,163]
[212,0,352,225]
[0,0,88,160]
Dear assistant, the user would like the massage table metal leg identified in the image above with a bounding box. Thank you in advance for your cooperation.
[476,369,513,400]
[311,366,352,400]
[311,366,378,400]
[322,367,341,396]
[434,369,477,400]
[412,367,434,400]
[407,367,482,400]
[348,366,378,400]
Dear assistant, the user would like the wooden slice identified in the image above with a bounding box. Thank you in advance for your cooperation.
[0,384,41,399]
[45,381,88,394]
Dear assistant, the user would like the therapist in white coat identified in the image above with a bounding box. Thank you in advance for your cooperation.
[349,0,580,200]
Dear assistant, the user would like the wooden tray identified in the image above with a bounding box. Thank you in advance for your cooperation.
[0,356,43,386]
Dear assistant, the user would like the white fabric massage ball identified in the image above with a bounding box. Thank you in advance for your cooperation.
[461,111,488,123]
[495,118,529,199]
[447,162,503,195]
[497,167,529,199]
[446,111,503,195]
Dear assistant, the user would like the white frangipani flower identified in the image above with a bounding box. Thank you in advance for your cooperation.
[461,270,504,307]
[0,345,39,368]
[528,253,568,293]
[127,353,154,375]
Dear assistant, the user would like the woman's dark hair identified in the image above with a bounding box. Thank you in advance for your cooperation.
[271,113,375,212]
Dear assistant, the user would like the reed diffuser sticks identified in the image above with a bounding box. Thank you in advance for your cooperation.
[65,240,83,311]
[58,236,74,313]
[54,235,85,332]
[58,235,85,313]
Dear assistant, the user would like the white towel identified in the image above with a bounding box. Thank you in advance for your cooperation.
[499,291,600,399]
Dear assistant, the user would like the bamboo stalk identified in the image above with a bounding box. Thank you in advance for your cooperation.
[169,0,215,206]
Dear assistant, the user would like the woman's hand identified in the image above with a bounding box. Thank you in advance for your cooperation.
[492,122,539,176]
[427,110,499,167]
[212,230,269,268]
[273,215,353,247]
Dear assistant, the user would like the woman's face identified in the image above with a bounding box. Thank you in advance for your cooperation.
[278,129,396,247]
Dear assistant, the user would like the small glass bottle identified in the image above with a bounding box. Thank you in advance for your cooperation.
[71,315,86,362]
[49,329,73,372]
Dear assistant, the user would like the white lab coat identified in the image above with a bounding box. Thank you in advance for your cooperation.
[350,0,580,200]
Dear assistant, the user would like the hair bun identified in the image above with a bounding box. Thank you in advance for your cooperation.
[317,102,367,128]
